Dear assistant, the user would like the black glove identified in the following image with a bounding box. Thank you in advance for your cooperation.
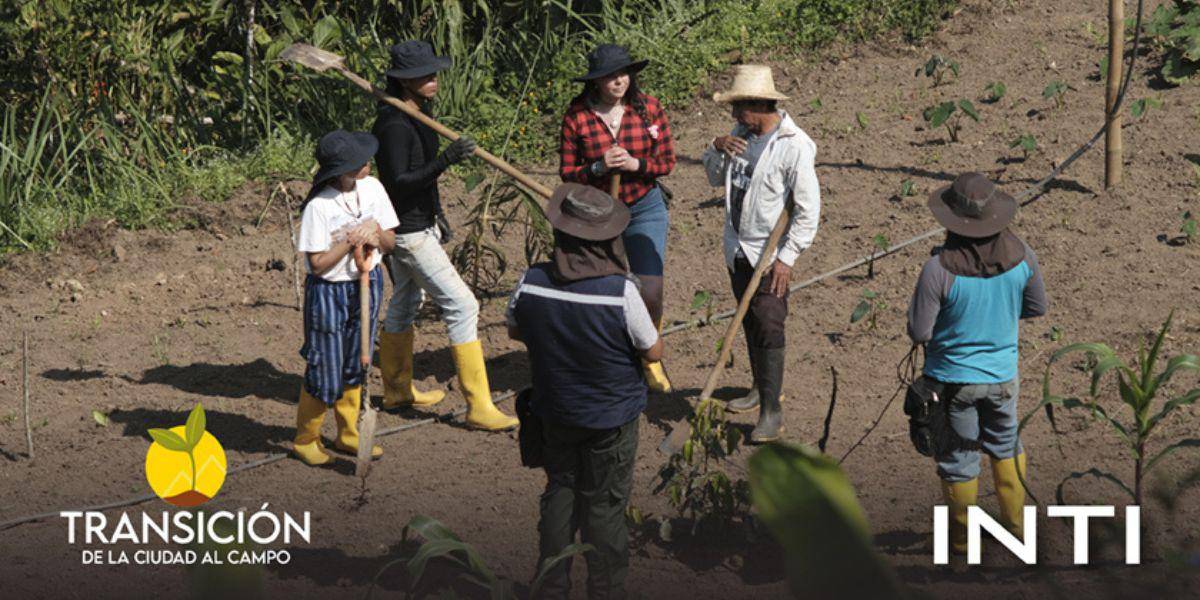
[441,136,477,165]
[435,212,453,244]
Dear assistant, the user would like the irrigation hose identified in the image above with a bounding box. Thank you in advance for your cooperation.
[0,0,1146,533]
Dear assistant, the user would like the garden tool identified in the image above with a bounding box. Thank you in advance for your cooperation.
[658,205,792,454]
[352,245,378,479]
[281,43,554,205]
[610,173,621,199]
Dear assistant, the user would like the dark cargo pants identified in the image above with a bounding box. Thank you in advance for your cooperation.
[536,416,639,600]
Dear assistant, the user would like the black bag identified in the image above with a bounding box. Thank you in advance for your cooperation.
[903,376,978,457]
[515,388,544,468]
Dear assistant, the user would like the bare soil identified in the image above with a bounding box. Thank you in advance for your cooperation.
[2,1,1199,598]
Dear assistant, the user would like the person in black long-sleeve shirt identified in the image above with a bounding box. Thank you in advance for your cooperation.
[372,40,517,432]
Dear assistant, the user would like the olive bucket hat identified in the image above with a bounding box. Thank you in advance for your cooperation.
[928,172,1017,238]
[545,183,630,241]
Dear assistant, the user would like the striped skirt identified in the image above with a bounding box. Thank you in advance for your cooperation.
[299,267,384,405]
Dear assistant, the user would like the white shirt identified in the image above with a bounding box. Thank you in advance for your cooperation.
[297,176,400,282]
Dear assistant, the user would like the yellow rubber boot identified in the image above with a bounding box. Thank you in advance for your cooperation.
[451,340,518,431]
[333,386,383,458]
[941,478,979,555]
[379,329,446,410]
[643,318,673,393]
[293,389,332,466]
[991,453,1028,536]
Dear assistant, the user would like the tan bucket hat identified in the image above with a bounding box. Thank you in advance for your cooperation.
[712,65,789,103]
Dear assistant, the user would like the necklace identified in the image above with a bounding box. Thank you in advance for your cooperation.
[335,186,362,220]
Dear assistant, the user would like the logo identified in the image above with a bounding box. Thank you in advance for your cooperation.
[145,404,226,507]
[933,505,1141,565]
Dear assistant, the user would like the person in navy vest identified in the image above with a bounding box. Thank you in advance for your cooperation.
[906,172,1048,555]
[507,183,662,599]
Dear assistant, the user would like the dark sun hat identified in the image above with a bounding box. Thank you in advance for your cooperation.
[573,44,648,82]
[546,183,630,241]
[385,40,451,80]
[928,172,1017,237]
[312,130,378,188]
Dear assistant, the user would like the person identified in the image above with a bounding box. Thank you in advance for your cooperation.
[293,130,398,466]
[558,43,676,393]
[372,40,517,431]
[701,65,821,443]
[906,172,1048,554]
[507,183,662,599]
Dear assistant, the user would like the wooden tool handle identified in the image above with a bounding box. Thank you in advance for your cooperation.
[353,245,371,369]
[336,68,555,202]
[697,206,793,401]
[610,173,621,199]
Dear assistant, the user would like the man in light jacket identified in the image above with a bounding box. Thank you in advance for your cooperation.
[701,65,821,443]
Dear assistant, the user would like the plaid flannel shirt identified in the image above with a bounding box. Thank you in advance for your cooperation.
[558,93,676,205]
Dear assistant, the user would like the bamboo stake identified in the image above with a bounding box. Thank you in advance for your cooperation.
[1105,0,1124,189]
[22,331,33,460]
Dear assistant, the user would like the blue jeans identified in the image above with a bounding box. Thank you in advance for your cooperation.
[622,186,668,277]
[935,378,1022,482]
[383,227,480,345]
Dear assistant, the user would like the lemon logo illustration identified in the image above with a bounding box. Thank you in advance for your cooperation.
[145,404,226,507]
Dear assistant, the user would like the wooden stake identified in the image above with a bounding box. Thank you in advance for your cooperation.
[22,331,33,460]
[280,183,303,310]
[1105,0,1124,189]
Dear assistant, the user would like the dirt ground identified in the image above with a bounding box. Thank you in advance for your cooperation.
[2,1,1199,598]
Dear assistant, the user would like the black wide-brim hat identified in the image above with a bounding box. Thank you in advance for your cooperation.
[573,44,648,82]
[928,172,1017,238]
[546,183,630,241]
[385,40,452,80]
[312,130,378,187]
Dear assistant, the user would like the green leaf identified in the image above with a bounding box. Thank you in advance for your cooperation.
[899,179,915,196]
[861,290,878,300]
[405,538,472,588]
[212,51,243,65]
[148,428,189,452]
[185,404,205,449]
[1146,388,1200,434]
[690,290,712,310]
[849,300,871,324]
[924,102,955,128]
[403,515,462,543]
[1145,438,1200,473]
[531,543,594,598]
[463,172,485,192]
[984,81,1006,102]
[92,410,109,427]
[1055,468,1135,504]
[749,443,901,598]
[312,15,342,49]
[871,234,890,251]
[958,99,980,121]
[807,97,823,111]
[1043,81,1066,98]
[855,112,869,130]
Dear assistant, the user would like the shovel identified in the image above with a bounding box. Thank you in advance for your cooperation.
[352,244,378,479]
[658,205,793,455]
[281,43,554,203]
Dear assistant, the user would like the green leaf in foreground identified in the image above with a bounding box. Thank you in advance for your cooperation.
[850,300,871,324]
[749,443,901,598]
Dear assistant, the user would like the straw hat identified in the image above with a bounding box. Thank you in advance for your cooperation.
[712,65,789,103]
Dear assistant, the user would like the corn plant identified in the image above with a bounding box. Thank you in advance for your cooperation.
[914,54,960,87]
[451,177,552,294]
[855,111,869,131]
[923,99,979,143]
[1009,133,1038,161]
[1043,80,1072,109]
[983,81,1007,103]
[1182,211,1197,244]
[1022,312,1200,505]
[850,290,885,330]
[655,399,750,536]
[366,515,590,600]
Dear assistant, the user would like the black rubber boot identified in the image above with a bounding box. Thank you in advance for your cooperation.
[726,345,760,414]
[750,347,785,444]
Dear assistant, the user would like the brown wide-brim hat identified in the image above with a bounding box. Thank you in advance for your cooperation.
[546,183,629,241]
[712,65,789,103]
[928,172,1017,237]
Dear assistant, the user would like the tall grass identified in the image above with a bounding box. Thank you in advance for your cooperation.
[1,0,958,252]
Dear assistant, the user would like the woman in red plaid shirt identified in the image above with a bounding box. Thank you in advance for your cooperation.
[559,44,676,392]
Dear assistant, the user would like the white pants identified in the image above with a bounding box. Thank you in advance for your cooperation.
[383,227,479,345]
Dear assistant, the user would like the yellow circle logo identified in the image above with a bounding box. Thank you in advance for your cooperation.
[145,404,226,507]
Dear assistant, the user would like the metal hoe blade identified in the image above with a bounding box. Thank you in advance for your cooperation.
[280,43,345,72]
